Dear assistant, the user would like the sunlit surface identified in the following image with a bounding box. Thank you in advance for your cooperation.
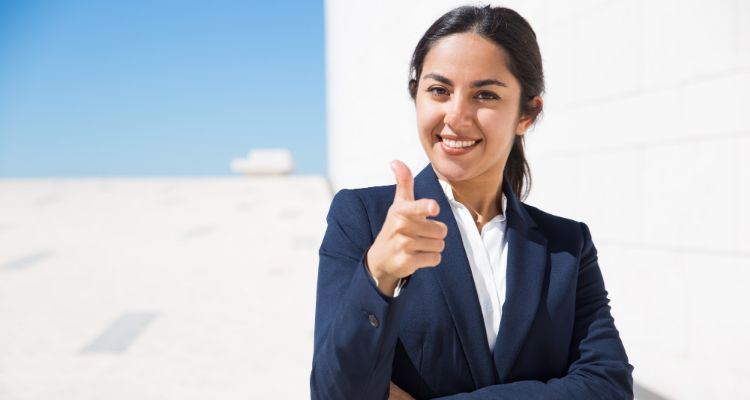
[0,176,330,399]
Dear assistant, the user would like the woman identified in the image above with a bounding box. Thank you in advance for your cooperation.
[311,5,633,400]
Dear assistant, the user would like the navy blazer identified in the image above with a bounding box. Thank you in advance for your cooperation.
[311,164,633,399]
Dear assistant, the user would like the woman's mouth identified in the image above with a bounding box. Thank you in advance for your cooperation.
[436,135,482,155]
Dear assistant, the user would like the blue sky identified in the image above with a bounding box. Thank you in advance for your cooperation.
[0,0,326,176]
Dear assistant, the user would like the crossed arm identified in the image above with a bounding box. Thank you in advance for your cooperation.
[429,223,633,399]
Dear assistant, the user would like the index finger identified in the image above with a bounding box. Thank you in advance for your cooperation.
[400,198,439,218]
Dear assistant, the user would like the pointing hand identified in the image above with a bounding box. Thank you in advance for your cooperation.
[365,160,448,296]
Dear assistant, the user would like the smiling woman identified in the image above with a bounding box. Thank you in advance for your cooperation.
[414,32,540,226]
[311,5,633,400]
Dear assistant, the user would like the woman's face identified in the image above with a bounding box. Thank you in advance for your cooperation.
[415,32,536,183]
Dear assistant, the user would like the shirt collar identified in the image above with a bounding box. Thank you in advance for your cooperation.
[437,178,507,222]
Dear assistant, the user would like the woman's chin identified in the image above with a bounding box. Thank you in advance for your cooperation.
[431,159,475,182]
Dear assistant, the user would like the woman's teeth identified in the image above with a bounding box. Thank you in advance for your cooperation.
[442,138,477,148]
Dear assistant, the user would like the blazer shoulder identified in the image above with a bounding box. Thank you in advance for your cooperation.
[332,184,395,217]
[349,184,397,205]
[327,184,396,235]
[520,202,592,251]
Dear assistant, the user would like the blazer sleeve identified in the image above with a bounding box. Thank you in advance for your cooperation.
[433,222,634,400]
[310,189,407,400]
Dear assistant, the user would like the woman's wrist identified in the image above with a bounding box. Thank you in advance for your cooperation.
[365,249,400,296]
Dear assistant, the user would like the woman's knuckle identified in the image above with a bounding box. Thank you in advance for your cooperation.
[395,234,408,249]
[432,253,442,265]
[440,225,448,238]
[394,218,409,233]
[395,253,409,268]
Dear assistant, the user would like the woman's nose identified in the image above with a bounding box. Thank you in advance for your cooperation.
[443,97,472,130]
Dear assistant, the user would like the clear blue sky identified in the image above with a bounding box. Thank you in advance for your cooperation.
[0,0,326,176]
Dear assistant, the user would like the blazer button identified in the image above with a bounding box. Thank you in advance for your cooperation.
[368,314,379,328]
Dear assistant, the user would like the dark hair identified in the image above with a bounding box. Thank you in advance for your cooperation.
[408,5,544,201]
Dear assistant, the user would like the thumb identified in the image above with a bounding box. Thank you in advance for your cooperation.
[391,160,414,202]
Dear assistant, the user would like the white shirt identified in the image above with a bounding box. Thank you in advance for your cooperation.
[438,178,508,353]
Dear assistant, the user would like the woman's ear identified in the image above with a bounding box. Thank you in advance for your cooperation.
[408,78,418,100]
[515,95,543,136]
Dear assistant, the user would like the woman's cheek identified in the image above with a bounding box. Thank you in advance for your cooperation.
[417,104,444,138]
[477,110,512,141]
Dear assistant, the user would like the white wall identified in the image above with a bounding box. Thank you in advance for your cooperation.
[325,1,750,398]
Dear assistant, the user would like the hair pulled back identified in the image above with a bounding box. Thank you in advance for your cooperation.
[408,5,544,200]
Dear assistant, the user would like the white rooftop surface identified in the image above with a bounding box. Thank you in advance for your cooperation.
[0,176,331,399]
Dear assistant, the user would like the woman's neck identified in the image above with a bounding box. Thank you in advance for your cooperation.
[437,168,504,231]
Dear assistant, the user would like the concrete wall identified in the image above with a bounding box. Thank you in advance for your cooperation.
[325,0,750,398]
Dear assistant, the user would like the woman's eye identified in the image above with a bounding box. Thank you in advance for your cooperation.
[428,87,449,96]
[476,91,499,100]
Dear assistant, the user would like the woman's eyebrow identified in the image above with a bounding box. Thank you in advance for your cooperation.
[423,73,507,88]
[471,78,507,88]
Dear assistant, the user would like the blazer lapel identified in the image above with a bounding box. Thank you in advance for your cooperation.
[492,177,548,382]
[413,164,497,389]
